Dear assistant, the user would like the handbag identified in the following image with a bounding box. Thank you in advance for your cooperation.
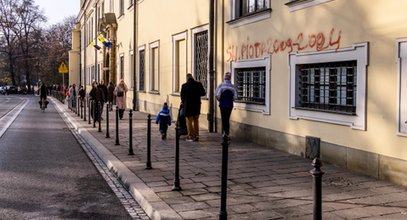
[117,91,124,97]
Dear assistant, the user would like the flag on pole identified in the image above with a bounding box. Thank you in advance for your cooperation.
[98,34,112,48]
[90,41,101,50]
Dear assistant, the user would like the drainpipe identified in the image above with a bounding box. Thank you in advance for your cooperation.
[84,18,87,92]
[133,0,138,111]
[208,0,215,132]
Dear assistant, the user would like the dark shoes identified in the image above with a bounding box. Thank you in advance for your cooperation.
[161,133,167,140]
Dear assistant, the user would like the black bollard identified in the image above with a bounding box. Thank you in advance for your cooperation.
[80,98,83,119]
[172,123,181,191]
[88,98,91,124]
[115,106,120,145]
[93,100,96,128]
[310,157,324,220]
[146,114,152,169]
[128,110,134,155]
[98,101,102,132]
[219,135,229,220]
[84,96,87,122]
[77,97,79,116]
[106,103,110,138]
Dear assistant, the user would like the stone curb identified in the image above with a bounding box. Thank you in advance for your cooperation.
[51,97,182,220]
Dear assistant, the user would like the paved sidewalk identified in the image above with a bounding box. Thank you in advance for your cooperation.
[56,99,407,220]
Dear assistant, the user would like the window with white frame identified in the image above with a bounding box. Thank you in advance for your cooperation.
[120,55,124,80]
[235,0,269,17]
[150,41,160,92]
[119,0,124,16]
[231,56,271,114]
[192,26,209,95]
[397,40,407,135]
[285,0,334,12]
[289,43,368,130]
[130,52,134,89]
[172,32,187,94]
[229,0,271,27]
[138,46,145,91]
[97,63,101,82]
[110,0,114,13]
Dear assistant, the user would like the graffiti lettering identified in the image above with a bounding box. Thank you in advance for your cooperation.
[226,28,342,62]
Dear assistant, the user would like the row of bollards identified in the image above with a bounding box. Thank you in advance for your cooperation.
[75,98,325,220]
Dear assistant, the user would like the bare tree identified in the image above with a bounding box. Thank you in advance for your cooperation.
[0,0,74,89]
[0,0,19,85]
[14,0,46,91]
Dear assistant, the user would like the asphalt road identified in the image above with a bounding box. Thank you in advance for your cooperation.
[0,95,133,219]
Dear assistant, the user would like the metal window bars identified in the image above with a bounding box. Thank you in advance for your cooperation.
[139,50,145,91]
[236,67,266,105]
[194,30,209,93]
[297,60,357,114]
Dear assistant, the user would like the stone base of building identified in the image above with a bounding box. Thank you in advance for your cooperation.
[226,119,407,188]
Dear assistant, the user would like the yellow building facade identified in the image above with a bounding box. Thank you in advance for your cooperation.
[71,0,407,186]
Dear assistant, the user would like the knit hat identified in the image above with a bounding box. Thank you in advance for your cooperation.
[163,102,168,110]
[224,72,231,80]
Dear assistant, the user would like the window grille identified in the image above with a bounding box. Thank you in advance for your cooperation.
[139,50,145,91]
[296,61,357,114]
[235,67,266,104]
[194,30,208,93]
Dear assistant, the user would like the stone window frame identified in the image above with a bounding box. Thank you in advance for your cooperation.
[172,31,188,95]
[149,40,160,94]
[396,39,407,136]
[285,0,334,12]
[191,25,209,98]
[231,56,271,115]
[288,42,369,130]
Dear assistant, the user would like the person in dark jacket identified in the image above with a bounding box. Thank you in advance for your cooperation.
[107,81,115,111]
[39,82,49,109]
[156,102,172,140]
[98,80,108,116]
[180,73,206,141]
[89,81,105,122]
[215,72,238,139]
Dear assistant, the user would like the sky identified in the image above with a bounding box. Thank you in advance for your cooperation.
[34,0,79,26]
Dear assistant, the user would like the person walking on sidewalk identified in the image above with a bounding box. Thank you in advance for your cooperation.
[114,79,128,119]
[180,73,206,142]
[107,81,115,111]
[155,102,172,140]
[215,72,238,139]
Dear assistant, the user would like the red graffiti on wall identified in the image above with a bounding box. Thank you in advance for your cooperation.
[226,28,342,62]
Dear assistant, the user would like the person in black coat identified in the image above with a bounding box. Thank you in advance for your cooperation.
[89,81,105,122]
[98,80,108,116]
[180,73,206,141]
[107,81,115,111]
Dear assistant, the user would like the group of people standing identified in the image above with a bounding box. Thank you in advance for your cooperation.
[53,80,128,121]
[88,79,129,121]
[156,72,237,142]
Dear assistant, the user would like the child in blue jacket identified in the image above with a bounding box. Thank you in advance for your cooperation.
[156,103,172,140]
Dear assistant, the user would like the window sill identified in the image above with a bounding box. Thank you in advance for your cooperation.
[227,8,272,28]
[285,0,334,12]
[294,107,357,116]
[149,90,160,95]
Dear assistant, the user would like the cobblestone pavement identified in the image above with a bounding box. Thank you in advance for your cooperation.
[58,99,407,220]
